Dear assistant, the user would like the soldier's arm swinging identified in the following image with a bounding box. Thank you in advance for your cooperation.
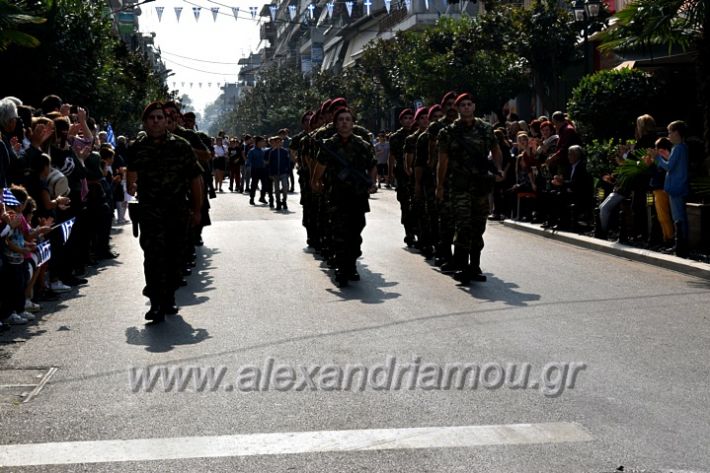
[126,171,138,196]
[405,151,414,176]
[311,162,326,192]
[436,151,449,201]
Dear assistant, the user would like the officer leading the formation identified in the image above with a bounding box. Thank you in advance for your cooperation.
[311,107,377,288]
[436,93,502,284]
[126,102,204,322]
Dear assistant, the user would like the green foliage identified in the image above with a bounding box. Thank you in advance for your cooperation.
[613,149,650,189]
[0,0,45,51]
[0,0,168,135]
[597,0,704,54]
[585,138,621,180]
[567,68,660,141]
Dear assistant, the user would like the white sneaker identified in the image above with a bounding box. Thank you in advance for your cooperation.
[19,311,35,321]
[6,313,28,325]
[25,300,41,312]
[49,281,72,293]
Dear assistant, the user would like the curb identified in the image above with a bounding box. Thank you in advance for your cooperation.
[500,220,710,281]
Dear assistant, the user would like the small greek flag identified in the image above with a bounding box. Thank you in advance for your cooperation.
[106,124,116,147]
[34,241,52,266]
[59,217,76,243]
[2,188,20,207]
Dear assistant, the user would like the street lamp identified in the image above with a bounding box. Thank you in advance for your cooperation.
[573,0,602,75]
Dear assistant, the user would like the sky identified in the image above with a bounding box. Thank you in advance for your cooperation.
[137,0,262,115]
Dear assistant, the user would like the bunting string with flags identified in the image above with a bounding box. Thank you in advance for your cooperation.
[307,3,315,18]
[155,6,164,22]
[404,0,412,12]
[211,7,220,21]
[249,6,258,18]
[327,2,334,18]
[269,5,277,21]
[364,0,372,15]
[192,6,201,21]
[2,188,20,207]
[231,6,240,20]
[288,4,297,19]
[345,1,353,17]
[174,6,183,22]
[384,0,391,13]
[424,0,429,10]
[32,240,52,267]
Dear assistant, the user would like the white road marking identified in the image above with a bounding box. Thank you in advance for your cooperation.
[0,422,592,467]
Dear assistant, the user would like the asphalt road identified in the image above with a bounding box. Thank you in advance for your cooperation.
[1,185,709,472]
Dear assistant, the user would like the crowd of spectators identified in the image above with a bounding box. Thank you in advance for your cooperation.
[1,94,123,331]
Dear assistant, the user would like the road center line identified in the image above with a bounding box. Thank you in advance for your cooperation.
[0,422,592,467]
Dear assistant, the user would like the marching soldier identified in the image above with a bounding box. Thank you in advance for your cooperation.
[290,110,315,246]
[311,107,377,288]
[389,109,415,246]
[436,93,502,284]
[126,102,204,322]
[404,107,429,253]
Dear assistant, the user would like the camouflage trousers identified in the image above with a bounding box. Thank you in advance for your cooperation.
[451,189,489,256]
[395,169,417,236]
[139,208,189,305]
[331,203,366,272]
[437,189,455,258]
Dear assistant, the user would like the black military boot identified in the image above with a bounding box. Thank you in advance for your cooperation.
[440,247,464,274]
[467,251,487,282]
[145,300,165,323]
[452,250,472,284]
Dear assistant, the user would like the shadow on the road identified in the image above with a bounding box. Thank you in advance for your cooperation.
[458,273,541,307]
[125,315,211,353]
[176,246,218,308]
[325,263,401,304]
[686,279,710,289]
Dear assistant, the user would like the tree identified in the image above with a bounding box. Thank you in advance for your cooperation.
[0,0,44,51]
[598,0,708,171]
[514,0,579,114]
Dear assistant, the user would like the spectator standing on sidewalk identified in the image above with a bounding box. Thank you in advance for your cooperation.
[267,136,291,210]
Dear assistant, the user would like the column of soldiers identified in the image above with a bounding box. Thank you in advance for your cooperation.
[392,91,503,284]
[126,101,210,323]
[290,98,377,288]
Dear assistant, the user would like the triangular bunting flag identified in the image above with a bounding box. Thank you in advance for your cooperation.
[424,0,429,10]
[190,82,193,88]
[232,6,240,20]
[156,6,164,22]
[198,82,202,88]
[327,2,334,18]
[208,82,212,87]
[269,5,277,21]
[288,4,297,19]
[193,6,201,21]
[172,81,176,88]
[181,81,185,87]
[345,1,353,17]
[364,0,372,15]
[249,6,258,19]
[404,0,411,12]
[384,0,391,13]
[211,7,220,21]
[307,3,315,18]
[174,7,183,22]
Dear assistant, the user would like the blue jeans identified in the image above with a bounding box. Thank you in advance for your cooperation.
[599,192,625,232]
[669,195,688,236]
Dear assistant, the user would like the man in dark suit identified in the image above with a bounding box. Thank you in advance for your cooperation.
[549,144,593,230]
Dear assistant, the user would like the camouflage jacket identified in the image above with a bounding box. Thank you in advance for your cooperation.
[126,132,202,207]
[437,118,497,193]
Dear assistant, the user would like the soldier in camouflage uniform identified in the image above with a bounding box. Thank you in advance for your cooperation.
[436,93,502,284]
[290,110,314,246]
[389,109,416,246]
[311,108,377,288]
[404,107,429,254]
[415,104,445,259]
[427,91,458,269]
[126,102,204,322]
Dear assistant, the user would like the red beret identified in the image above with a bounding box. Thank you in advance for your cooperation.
[413,107,428,122]
[301,111,314,124]
[329,97,347,112]
[454,92,475,106]
[319,100,332,115]
[398,108,414,121]
[427,104,442,121]
[309,111,321,129]
[141,101,164,121]
[440,91,457,106]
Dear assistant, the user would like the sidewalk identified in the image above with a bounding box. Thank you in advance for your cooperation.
[501,220,710,281]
